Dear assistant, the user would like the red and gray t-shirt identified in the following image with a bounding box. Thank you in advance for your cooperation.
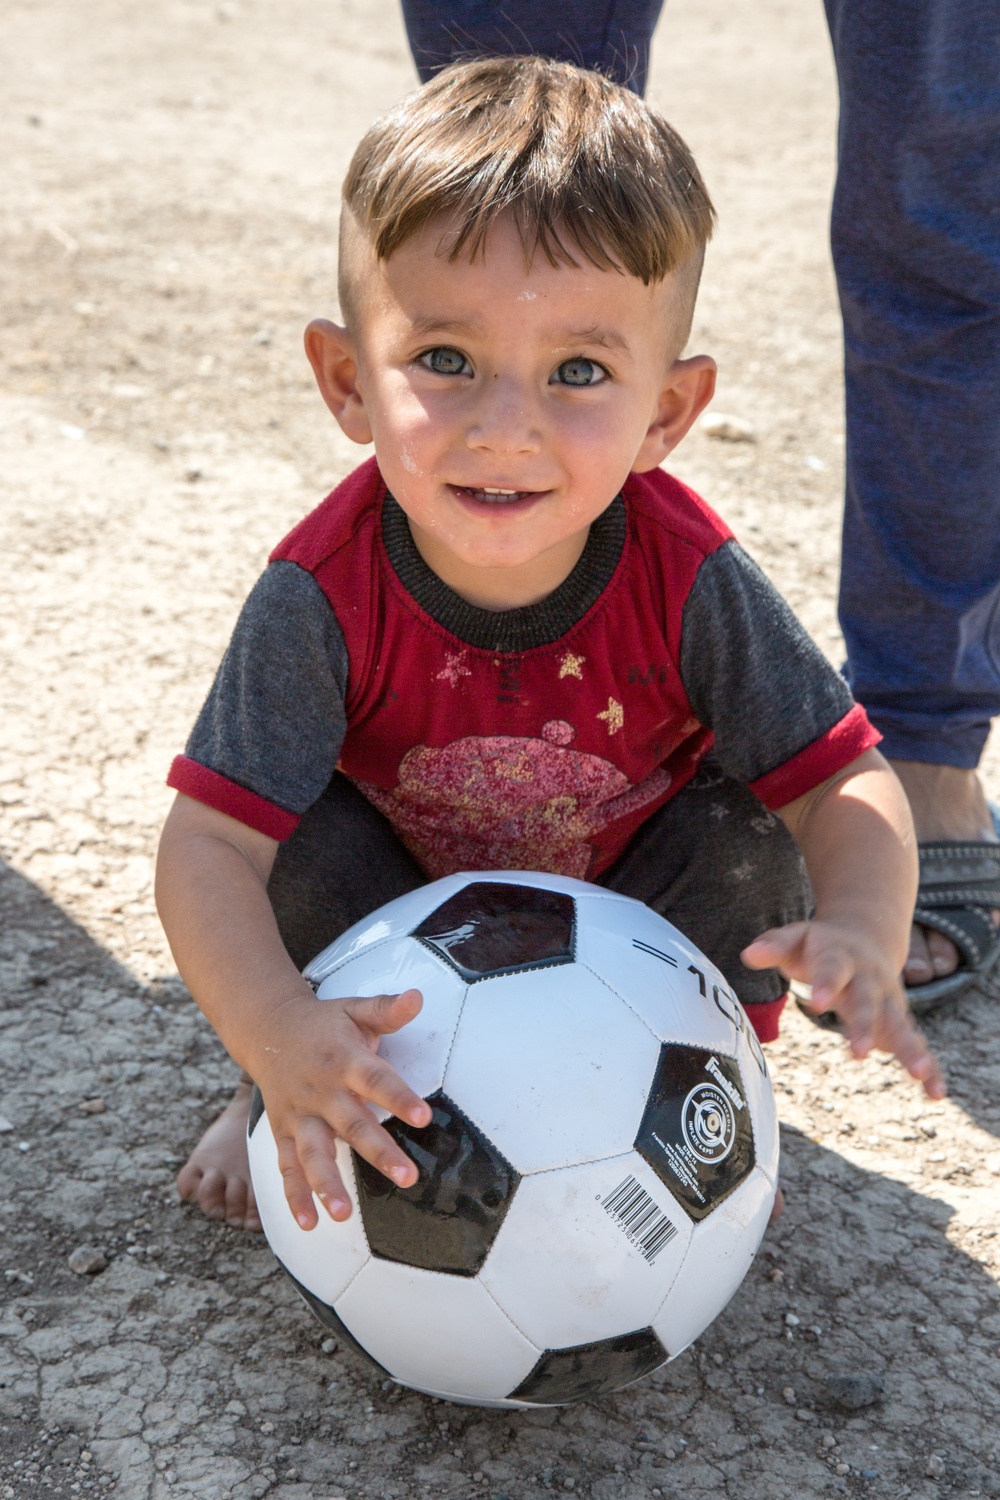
[168,456,878,880]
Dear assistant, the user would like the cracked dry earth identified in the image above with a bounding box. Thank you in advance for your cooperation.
[2,0,1000,1497]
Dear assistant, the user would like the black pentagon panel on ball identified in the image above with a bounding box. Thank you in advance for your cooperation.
[353,1091,520,1275]
[635,1045,755,1222]
[510,1327,668,1405]
[413,882,575,980]
[248,1083,266,1138]
[283,1270,391,1376]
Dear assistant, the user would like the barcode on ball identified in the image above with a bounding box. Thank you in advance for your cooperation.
[600,1174,677,1264]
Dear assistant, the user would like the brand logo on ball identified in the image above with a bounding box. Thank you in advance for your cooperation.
[681,1083,736,1163]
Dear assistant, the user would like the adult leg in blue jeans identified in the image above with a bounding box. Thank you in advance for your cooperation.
[400,0,664,93]
[825,0,1000,1001]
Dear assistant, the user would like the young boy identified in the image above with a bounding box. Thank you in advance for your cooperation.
[156,56,944,1236]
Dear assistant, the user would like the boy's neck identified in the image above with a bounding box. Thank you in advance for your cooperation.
[405,516,594,611]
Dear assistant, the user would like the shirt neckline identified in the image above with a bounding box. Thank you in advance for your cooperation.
[380,491,626,653]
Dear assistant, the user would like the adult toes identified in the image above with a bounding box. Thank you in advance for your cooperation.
[926,928,959,977]
[903,923,935,986]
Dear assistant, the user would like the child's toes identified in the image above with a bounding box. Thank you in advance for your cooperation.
[224,1171,261,1231]
[194,1166,230,1222]
[175,1158,204,1204]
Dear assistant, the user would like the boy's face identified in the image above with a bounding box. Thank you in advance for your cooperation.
[307,215,715,607]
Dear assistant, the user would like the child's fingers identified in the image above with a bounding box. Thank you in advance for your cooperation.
[806,945,857,1011]
[837,973,881,1057]
[741,923,811,973]
[344,988,423,1037]
[342,1046,432,1129]
[876,993,947,1100]
[327,1090,422,1191]
[275,1115,350,1229]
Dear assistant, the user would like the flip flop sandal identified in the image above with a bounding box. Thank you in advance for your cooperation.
[903,803,1000,1016]
[795,804,1000,1027]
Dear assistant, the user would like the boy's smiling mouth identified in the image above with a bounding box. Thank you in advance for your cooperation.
[450,484,548,507]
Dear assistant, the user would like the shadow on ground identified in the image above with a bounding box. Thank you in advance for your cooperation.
[2,858,999,1500]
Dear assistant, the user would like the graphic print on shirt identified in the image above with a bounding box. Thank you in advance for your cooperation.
[351,718,673,880]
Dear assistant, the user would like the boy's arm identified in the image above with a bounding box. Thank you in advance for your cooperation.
[155,793,432,1226]
[742,747,945,1099]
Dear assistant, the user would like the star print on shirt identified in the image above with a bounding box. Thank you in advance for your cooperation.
[558,650,586,679]
[436,650,472,688]
[597,698,624,735]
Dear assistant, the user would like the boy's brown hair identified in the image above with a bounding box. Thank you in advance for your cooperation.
[340,55,714,301]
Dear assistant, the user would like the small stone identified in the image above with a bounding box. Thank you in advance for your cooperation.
[795,1408,815,1422]
[321,1337,338,1354]
[925,1454,945,1479]
[0,1116,13,1133]
[822,1435,837,1449]
[664,1449,676,1460]
[835,1463,850,1476]
[80,1452,92,1463]
[782,1386,796,1405]
[823,1371,884,1411]
[68,1247,107,1275]
[259,1420,274,1434]
[785,1312,800,1327]
[702,412,756,443]
[78,1098,106,1114]
[862,1469,878,1480]
[225,1400,246,1415]
[768,1266,784,1283]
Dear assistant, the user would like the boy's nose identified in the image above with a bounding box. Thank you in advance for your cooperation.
[466,379,543,456]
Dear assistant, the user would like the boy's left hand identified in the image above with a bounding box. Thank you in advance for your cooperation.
[742,919,946,1100]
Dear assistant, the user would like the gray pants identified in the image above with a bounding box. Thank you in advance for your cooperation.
[268,765,809,1011]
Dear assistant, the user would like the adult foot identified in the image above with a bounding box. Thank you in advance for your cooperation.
[175,1073,262,1231]
[889,761,999,987]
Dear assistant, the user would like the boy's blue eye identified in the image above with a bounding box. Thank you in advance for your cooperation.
[421,346,471,376]
[553,358,607,387]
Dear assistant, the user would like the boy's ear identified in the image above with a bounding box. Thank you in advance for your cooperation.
[632,354,717,472]
[303,318,373,446]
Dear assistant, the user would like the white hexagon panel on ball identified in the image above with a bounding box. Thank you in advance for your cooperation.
[651,1164,775,1357]
[334,1258,541,1403]
[444,962,661,1173]
[573,892,740,1056]
[480,1150,691,1350]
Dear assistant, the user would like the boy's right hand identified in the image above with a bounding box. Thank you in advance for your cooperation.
[252,988,431,1231]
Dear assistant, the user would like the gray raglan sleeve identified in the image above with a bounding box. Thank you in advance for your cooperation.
[182,559,349,814]
[679,540,856,788]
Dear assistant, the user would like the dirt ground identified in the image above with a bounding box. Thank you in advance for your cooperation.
[2,1,999,1497]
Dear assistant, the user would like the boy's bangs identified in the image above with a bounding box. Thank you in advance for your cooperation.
[343,57,714,284]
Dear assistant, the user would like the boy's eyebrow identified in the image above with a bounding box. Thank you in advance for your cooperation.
[561,325,631,354]
[408,314,632,354]
[409,314,480,338]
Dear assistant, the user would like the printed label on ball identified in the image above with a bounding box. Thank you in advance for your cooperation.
[681,1082,737,1163]
[635,1046,755,1222]
[598,1174,678,1265]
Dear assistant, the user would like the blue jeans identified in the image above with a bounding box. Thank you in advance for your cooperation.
[399,0,1000,769]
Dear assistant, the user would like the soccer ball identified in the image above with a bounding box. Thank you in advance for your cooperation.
[248,871,778,1408]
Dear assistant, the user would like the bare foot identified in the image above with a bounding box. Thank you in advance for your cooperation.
[769,1184,785,1222]
[176,1073,262,1231]
[889,761,999,988]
